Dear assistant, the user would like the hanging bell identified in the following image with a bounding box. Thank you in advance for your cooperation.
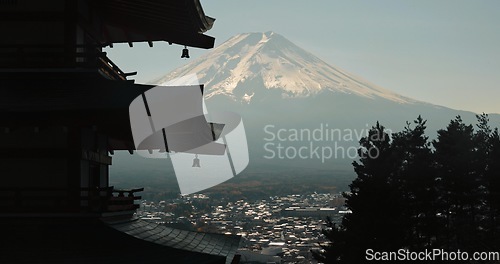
[181,46,190,59]
[192,154,200,168]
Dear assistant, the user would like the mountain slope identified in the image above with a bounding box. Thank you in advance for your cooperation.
[155,31,415,104]
[132,31,500,181]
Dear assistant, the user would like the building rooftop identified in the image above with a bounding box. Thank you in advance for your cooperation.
[92,0,216,48]
[110,218,241,264]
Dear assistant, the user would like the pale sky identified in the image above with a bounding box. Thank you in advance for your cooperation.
[106,0,500,114]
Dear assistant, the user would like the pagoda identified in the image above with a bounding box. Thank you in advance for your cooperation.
[0,1,240,263]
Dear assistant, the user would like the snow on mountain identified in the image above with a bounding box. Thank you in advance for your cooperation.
[154,31,416,104]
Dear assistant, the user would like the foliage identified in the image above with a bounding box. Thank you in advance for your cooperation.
[313,114,500,262]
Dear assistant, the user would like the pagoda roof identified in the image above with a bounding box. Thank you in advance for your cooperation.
[0,217,230,263]
[90,0,216,48]
[110,218,241,261]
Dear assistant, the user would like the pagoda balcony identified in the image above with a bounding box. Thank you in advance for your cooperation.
[0,45,135,81]
[0,186,143,216]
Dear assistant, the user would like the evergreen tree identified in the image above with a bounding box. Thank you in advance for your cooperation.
[314,116,500,263]
[311,217,346,263]
[314,122,405,262]
[477,114,500,247]
[433,116,478,250]
[488,129,500,246]
[473,113,493,243]
[391,116,438,249]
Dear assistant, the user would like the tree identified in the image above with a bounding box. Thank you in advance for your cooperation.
[475,113,500,247]
[314,116,500,263]
[433,116,478,250]
[311,217,346,263]
[487,129,500,246]
[314,122,405,262]
[390,116,438,249]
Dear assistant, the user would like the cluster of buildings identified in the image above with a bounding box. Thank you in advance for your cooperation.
[136,193,351,263]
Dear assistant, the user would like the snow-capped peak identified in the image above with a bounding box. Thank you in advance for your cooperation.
[153,32,416,104]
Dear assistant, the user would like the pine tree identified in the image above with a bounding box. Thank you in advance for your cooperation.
[391,116,438,249]
[473,113,493,244]
[477,114,500,247]
[433,116,477,250]
[313,122,405,262]
[314,116,500,262]
[311,217,346,263]
[488,129,500,246]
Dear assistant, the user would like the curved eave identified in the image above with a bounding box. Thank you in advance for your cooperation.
[189,0,215,33]
[93,0,216,49]
[100,25,215,49]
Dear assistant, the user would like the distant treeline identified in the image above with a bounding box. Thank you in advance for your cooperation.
[314,114,500,263]
[205,171,343,202]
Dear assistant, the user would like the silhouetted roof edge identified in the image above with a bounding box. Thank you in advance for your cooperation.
[93,0,216,48]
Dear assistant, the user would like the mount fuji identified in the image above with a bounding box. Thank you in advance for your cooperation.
[155,31,415,104]
[153,32,500,169]
[111,32,500,194]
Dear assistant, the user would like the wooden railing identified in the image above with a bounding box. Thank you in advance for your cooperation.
[0,186,143,214]
[107,187,143,212]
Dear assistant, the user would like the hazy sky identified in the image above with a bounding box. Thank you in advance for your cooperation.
[106,0,500,114]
